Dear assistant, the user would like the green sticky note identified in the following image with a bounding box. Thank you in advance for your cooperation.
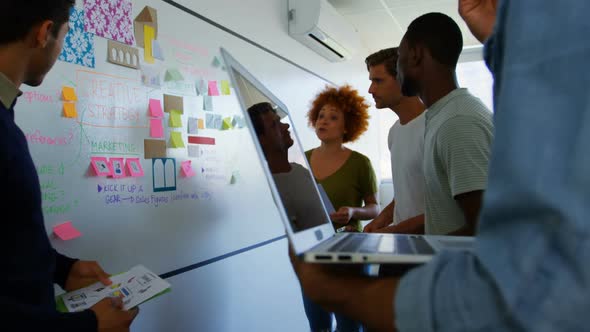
[222,117,233,130]
[169,110,182,128]
[220,80,230,95]
[165,68,184,82]
[170,131,185,148]
[212,56,221,67]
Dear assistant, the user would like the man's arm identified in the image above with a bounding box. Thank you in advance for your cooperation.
[376,214,425,234]
[289,247,399,331]
[363,199,395,232]
[448,190,484,236]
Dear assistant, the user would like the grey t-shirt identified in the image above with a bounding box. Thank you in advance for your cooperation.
[423,88,494,234]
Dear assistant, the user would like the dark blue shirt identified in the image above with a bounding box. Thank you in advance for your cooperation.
[0,96,97,330]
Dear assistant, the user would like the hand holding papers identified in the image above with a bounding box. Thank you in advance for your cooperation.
[57,265,171,312]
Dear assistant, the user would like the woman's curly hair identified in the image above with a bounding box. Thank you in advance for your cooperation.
[307,84,370,143]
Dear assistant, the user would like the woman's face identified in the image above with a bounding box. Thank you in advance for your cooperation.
[314,104,346,143]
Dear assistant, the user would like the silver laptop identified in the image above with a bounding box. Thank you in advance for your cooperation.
[220,47,474,264]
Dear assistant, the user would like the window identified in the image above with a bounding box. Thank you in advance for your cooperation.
[456,60,494,110]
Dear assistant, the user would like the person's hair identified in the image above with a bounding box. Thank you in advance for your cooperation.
[248,102,276,137]
[405,12,463,69]
[307,84,370,143]
[365,47,398,77]
[0,0,75,45]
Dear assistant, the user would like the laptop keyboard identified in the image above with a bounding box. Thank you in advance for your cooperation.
[410,236,435,255]
[326,234,435,254]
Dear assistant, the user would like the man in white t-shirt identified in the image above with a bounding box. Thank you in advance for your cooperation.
[363,47,427,234]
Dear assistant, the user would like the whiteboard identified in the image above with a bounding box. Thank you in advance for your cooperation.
[16,0,334,329]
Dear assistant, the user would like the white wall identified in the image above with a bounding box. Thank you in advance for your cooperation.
[174,0,387,183]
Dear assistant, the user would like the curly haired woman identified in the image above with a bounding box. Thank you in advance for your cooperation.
[302,84,379,332]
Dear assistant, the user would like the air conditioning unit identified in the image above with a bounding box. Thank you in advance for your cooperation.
[288,0,362,62]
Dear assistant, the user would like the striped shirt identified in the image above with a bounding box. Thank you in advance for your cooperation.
[423,88,494,234]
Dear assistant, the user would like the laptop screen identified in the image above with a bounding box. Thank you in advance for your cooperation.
[220,48,336,253]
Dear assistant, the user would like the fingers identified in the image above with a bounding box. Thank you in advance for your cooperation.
[110,296,124,309]
[91,262,113,285]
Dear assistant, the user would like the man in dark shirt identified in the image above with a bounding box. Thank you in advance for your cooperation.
[0,1,138,330]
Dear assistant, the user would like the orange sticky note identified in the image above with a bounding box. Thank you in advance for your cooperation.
[53,221,82,240]
[63,103,77,118]
[197,118,204,129]
[62,86,77,101]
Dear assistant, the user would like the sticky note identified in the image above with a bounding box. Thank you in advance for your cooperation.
[63,103,77,118]
[164,94,183,113]
[62,86,77,101]
[222,117,233,130]
[197,118,205,129]
[126,158,144,177]
[203,95,213,112]
[220,80,230,95]
[109,157,126,178]
[188,117,198,134]
[170,131,185,148]
[53,221,82,241]
[187,145,200,158]
[152,40,164,60]
[188,136,215,145]
[90,156,112,176]
[164,68,184,82]
[149,99,164,117]
[181,160,196,177]
[144,139,166,159]
[212,56,221,68]
[144,25,155,64]
[208,81,219,96]
[150,118,164,138]
[169,110,182,128]
[195,79,206,96]
[234,115,246,128]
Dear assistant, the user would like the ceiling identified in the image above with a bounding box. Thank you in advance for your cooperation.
[327,0,482,54]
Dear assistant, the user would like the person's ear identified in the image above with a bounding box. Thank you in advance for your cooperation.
[33,20,55,48]
[409,42,424,68]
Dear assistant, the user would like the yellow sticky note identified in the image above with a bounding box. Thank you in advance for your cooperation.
[220,80,231,95]
[170,131,185,148]
[63,103,77,118]
[62,86,77,101]
[169,109,182,128]
[222,117,233,130]
[144,25,155,64]
[197,119,205,129]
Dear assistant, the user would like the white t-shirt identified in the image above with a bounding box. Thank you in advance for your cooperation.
[388,112,426,225]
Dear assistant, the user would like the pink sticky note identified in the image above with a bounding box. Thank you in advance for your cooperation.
[90,156,113,176]
[109,157,126,178]
[150,118,164,138]
[149,99,164,118]
[181,160,196,177]
[126,158,144,177]
[208,81,220,96]
[53,221,82,241]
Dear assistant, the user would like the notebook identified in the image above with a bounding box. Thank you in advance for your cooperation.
[220,47,474,264]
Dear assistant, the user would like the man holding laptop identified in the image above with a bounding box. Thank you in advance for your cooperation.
[290,0,590,331]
